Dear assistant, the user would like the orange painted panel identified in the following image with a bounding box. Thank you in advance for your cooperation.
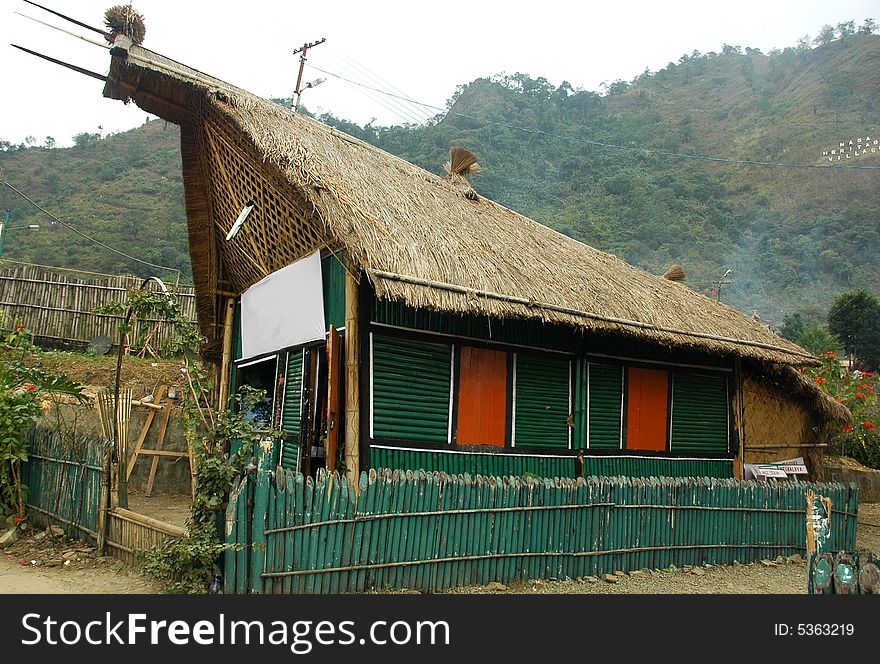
[457,347,507,446]
[626,367,669,451]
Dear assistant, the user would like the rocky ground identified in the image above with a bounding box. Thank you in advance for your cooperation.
[0,524,159,593]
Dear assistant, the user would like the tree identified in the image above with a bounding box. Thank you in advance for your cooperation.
[859,18,877,34]
[814,25,836,46]
[43,136,55,149]
[72,131,100,147]
[827,289,880,370]
[795,322,842,356]
[780,312,806,342]
[836,20,856,39]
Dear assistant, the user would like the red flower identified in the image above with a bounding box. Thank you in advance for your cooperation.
[842,423,853,432]
[863,421,877,430]
[814,376,829,385]
[863,372,875,378]
[15,324,25,331]
[13,517,26,523]
[837,398,847,404]
[820,351,837,358]
[857,384,874,391]
[855,392,867,399]
[26,384,36,391]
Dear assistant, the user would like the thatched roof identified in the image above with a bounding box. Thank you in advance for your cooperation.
[102,37,817,367]
[753,363,851,424]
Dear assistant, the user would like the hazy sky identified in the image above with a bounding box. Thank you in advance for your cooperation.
[1,0,876,146]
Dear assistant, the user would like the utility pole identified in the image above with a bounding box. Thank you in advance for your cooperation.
[292,38,326,112]
[712,269,733,303]
[0,210,9,257]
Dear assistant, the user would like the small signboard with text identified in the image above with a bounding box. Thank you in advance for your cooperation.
[744,456,808,481]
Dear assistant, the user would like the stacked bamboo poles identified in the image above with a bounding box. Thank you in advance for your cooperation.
[224,454,859,594]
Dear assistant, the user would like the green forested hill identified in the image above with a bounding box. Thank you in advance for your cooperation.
[1,31,878,324]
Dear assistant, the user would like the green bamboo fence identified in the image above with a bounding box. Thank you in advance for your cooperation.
[21,428,108,539]
[225,447,859,594]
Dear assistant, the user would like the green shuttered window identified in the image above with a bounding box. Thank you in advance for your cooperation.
[514,354,571,448]
[670,371,729,453]
[372,334,452,443]
[280,350,304,470]
[281,350,304,436]
[588,362,624,449]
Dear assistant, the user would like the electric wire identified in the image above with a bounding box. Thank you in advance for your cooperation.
[1,180,184,278]
[329,49,435,123]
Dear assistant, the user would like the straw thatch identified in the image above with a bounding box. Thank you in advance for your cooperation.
[104,5,146,45]
[662,264,686,282]
[101,38,818,368]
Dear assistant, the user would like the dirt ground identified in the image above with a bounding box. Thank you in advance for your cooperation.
[0,527,160,594]
[126,491,192,530]
[35,350,188,402]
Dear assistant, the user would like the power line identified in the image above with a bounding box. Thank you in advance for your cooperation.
[305,63,880,172]
[1,180,184,278]
[329,50,435,123]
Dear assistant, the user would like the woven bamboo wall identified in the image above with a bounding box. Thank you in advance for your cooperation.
[742,374,823,467]
[0,263,196,351]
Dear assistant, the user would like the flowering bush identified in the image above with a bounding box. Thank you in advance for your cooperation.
[0,319,87,524]
[811,351,880,469]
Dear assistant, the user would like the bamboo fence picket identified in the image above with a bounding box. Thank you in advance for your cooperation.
[226,444,860,594]
[0,263,196,351]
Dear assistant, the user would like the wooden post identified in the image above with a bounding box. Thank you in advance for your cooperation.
[218,297,236,410]
[96,445,112,555]
[733,358,745,480]
[326,326,341,473]
[344,269,360,486]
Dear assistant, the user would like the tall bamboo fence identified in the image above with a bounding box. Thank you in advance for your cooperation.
[0,262,196,352]
[225,446,859,594]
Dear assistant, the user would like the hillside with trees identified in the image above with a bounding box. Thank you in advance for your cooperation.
[1,22,878,324]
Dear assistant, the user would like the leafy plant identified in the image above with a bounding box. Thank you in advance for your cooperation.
[811,352,880,469]
[0,318,88,523]
[138,522,232,594]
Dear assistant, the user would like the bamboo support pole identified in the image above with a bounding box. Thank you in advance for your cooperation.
[344,268,360,486]
[218,296,236,410]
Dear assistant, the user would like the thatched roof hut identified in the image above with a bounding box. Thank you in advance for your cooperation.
[102,36,817,371]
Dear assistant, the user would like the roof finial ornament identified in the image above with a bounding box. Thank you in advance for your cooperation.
[445,147,481,179]
[104,4,146,45]
[445,147,481,201]
[662,264,686,282]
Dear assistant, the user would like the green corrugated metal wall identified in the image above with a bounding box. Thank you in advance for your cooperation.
[371,297,572,352]
[588,362,624,449]
[582,456,733,478]
[372,335,451,443]
[514,354,570,448]
[321,254,346,330]
[370,447,577,478]
[670,372,729,453]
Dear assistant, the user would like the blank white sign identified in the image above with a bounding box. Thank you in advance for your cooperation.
[240,250,325,360]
